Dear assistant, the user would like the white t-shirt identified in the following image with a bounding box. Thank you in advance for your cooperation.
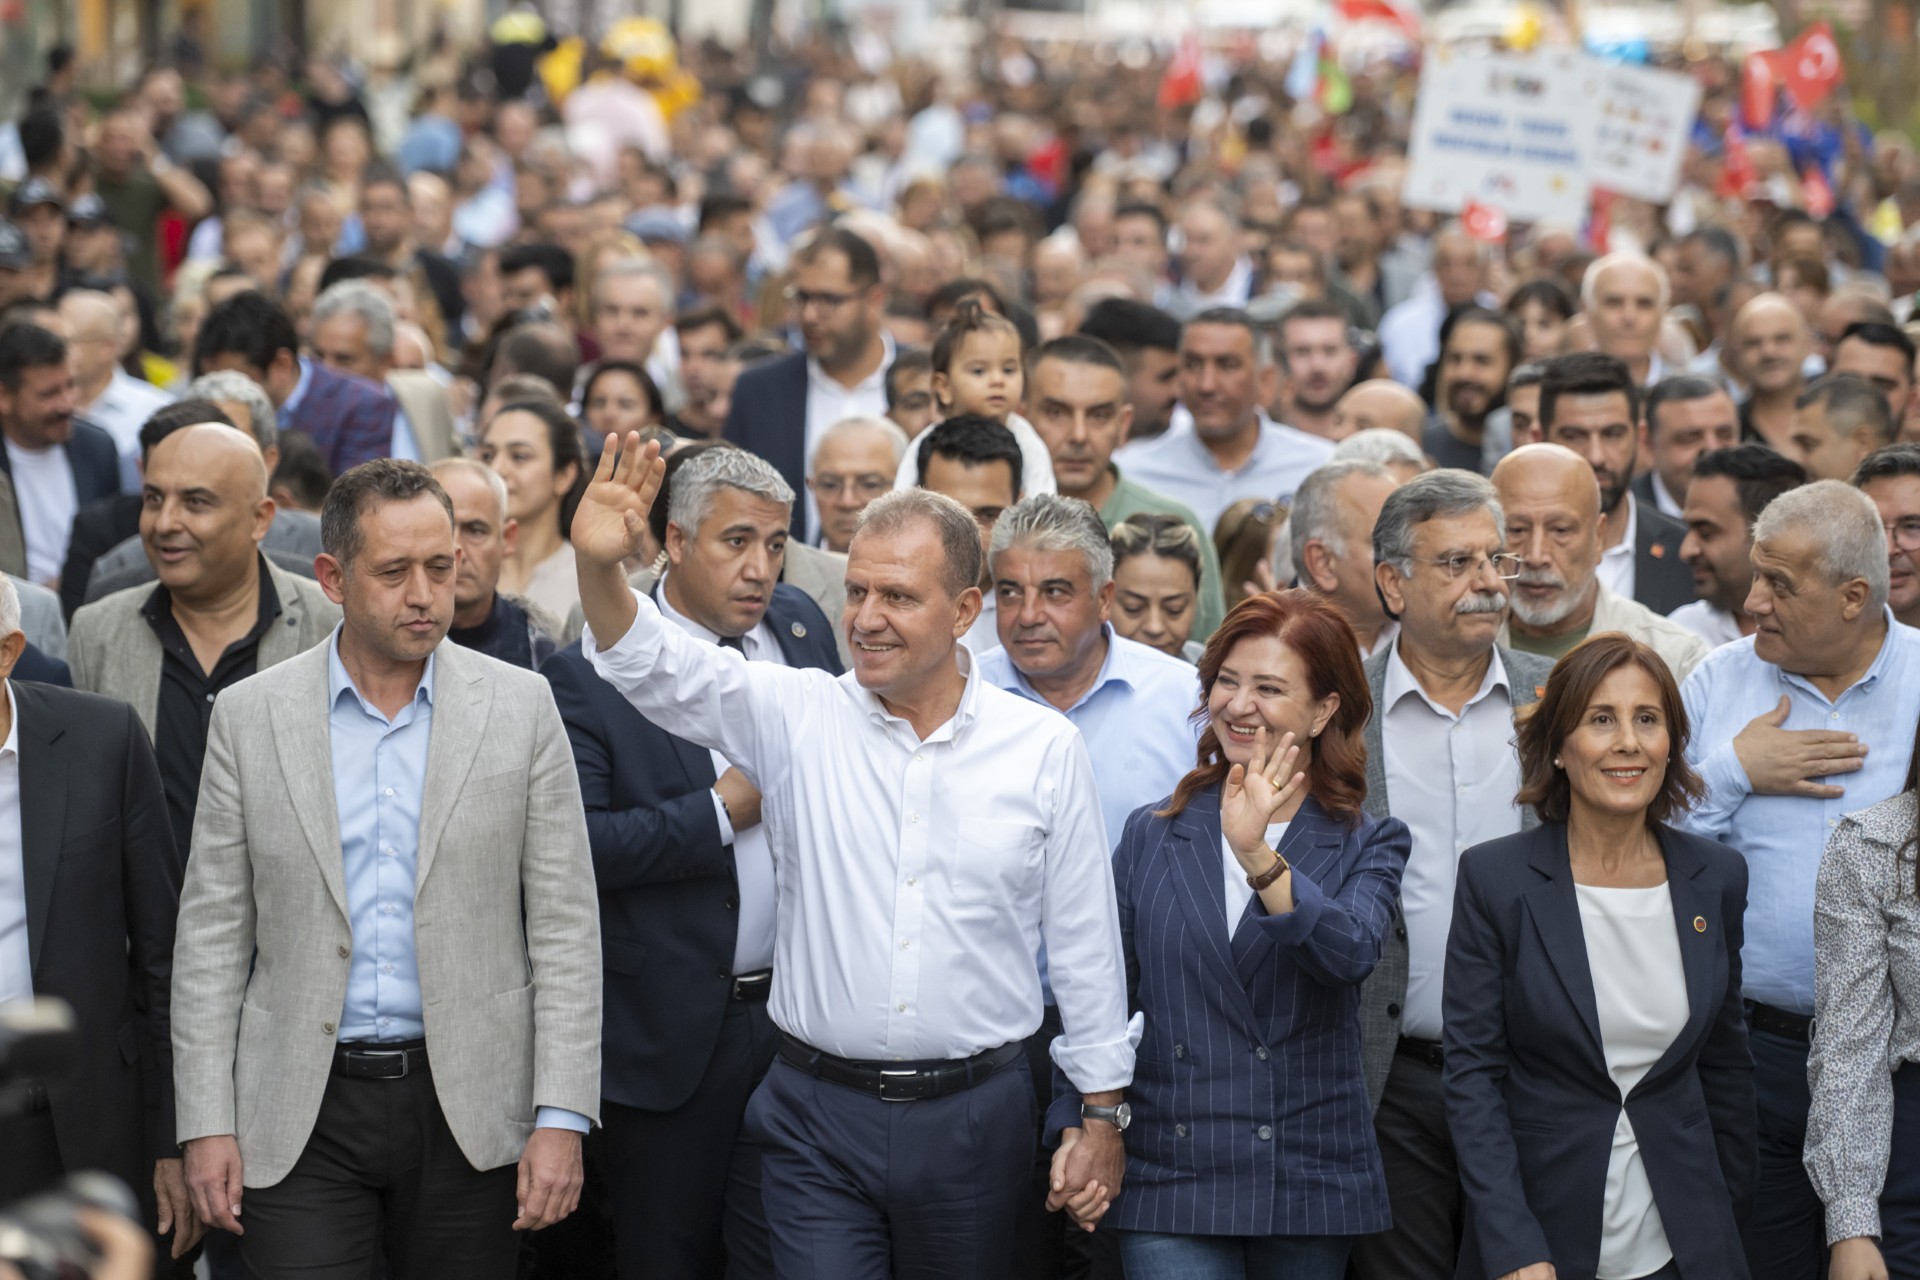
[5,440,77,585]
[1221,821,1288,943]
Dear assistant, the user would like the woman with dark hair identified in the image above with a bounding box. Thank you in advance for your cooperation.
[1445,633,1754,1280]
[1111,513,1208,663]
[581,358,668,452]
[1807,718,1920,1278]
[1056,589,1409,1278]
[1506,277,1577,364]
[478,396,589,624]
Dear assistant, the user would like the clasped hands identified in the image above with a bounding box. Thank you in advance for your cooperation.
[1047,1114,1126,1232]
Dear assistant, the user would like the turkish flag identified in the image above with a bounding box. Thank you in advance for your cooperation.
[1743,50,1782,129]
[1461,199,1508,243]
[1778,23,1844,111]
[1718,126,1757,198]
[1158,35,1204,112]
[1802,166,1836,218]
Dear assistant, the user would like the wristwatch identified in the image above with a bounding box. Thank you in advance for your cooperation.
[1081,1101,1132,1131]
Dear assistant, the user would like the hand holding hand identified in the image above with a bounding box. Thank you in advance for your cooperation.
[571,433,665,569]
[182,1134,244,1235]
[1046,1121,1126,1232]
[154,1156,206,1258]
[1221,727,1305,867]
[1733,696,1867,799]
[514,1128,584,1232]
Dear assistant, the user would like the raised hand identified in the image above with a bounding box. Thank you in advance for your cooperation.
[1221,727,1305,864]
[571,432,665,569]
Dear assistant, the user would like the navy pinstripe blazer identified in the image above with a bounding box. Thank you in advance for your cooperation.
[1085,787,1411,1238]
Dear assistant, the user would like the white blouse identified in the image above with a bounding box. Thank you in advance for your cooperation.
[1220,821,1287,943]
[1577,881,1690,1280]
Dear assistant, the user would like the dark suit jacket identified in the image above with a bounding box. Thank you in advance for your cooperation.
[1444,822,1755,1280]
[15,643,69,686]
[14,681,182,1183]
[1079,789,1409,1237]
[722,352,812,538]
[59,492,140,620]
[541,584,841,1111]
[1633,502,1694,616]
[0,420,122,572]
[284,360,396,477]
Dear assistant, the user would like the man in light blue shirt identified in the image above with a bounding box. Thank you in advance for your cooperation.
[1677,479,1914,1280]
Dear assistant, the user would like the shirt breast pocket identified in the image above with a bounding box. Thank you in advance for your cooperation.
[948,817,1044,906]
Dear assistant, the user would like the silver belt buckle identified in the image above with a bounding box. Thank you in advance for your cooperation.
[360,1048,411,1078]
[877,1068,919,1102]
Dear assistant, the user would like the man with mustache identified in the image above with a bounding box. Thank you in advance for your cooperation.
[1420,309,1518,475]
[1673,444,1808,647]
[1348,470,1555,1279]
[1731,293,1814,451]
[0,323,121,587]
[1491,443,1709,681]
[1275,298,1359,440]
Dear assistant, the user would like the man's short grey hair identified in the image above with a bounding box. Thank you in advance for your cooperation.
[1752,479,1890,611]
[814,415,911,470]
[856,489,982,598]
[596,256,677,312]
[0,574,19,643]
[311,280,397,358]
[1332,428,1430,473]
[185,369,278,452]
[989,494,1115,591]
[1291,459,1392,583]
[667,446,796,536]
[430,456,510,524]
[1372,469,1505,576]
[1581,251,1672,313]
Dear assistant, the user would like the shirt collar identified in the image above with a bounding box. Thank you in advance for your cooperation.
[280,356,316,422]
[0,680,18,762]
[655,571,760,648]
[806,331,896,395]
[860,642,982,742]
[1601,490,1639,562]
[1382,635,1510,718]
[999,624,1129,713]
[326,624,436,720]
[1783,606,1907,699]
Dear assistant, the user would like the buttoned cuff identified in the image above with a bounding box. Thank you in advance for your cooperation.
[535,1106,592,1134]
[1827,1195,1883,1247]
[1049,1012,1144,1096]
[712,790,736,845]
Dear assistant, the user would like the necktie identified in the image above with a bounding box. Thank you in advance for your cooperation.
[719,634,745,653]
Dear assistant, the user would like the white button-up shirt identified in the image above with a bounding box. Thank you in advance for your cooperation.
[586,592,1138,1086]
[657,574,783,976]
[1597,491,1640,603]
[78,367,174,491]
[0,682,29,1005]
[1380,642,1525,1038]
[801,335,895,539]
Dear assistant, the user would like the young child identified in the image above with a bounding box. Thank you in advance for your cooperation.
[895,299,1056,493]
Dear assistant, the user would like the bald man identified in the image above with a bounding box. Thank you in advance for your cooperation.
[69,423,341,852]
[433,457,557,669]
[1330,380,1426,442]
[1491,443,1709,680]
[59,288,174,488]
[1583,253,1671,386]
[1732,293,1815,449]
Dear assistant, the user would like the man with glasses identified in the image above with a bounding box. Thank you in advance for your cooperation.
[806,415,907,554]
[1348,469,1554,1280]
[1853,442,1920,630]
[725,228,893,542]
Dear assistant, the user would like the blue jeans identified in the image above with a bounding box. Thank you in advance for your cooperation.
[1115,1231,1350,1280]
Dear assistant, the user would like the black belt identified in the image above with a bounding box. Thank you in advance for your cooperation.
[778,1034,1022,1102]
[333,1041,430,1080]
[1747,1001,1814,1045]
[731,970,772,1003]
[1396,1035,1445,1070]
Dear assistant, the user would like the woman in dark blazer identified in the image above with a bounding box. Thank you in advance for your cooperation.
[1049,589,1409,1279]
[1444,633,1755,1280]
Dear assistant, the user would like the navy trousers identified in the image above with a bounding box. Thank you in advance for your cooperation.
[742,1051,1037,1280]
[1880,1065,1920,1273]
[1741,1026,1827,1280]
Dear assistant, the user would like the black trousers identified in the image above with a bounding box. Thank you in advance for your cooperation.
[0,1104,61,1203]
[600,999,779,1280]
[238,1054,518,1280]
[1741,1026,1827,1280]
[1348,1052,1461,1280]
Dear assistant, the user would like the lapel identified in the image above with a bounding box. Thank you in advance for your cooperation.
[270,645,350,923]
[124,600,165,735]
[14,683,67,977]
[258,561,312,665]
[1230,796,1344,981]
[415,642,490,890]
[1638,828,1718,1090]
[1362,649,1390,819]
[1519,824,1608,1071]
[1163,788,1264,1041]
[766,590,814,666]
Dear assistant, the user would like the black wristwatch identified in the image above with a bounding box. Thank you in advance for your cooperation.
[1081,1101,1132,1132]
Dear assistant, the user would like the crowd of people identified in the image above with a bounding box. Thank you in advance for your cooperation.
[8,14,1920,1280]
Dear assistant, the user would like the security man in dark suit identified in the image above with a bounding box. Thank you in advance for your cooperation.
[542,442,840,1280]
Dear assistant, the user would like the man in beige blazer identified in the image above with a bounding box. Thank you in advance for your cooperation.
[171,459,601,1280]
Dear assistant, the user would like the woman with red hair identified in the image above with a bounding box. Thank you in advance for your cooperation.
[1052,588,1409,1278]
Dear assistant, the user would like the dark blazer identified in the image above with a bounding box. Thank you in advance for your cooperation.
[541,583,841,1111]
[1633,502,1694,616]
[1064,789,1409,1238]
[59,492,140,619]
[0,420,122,570]
[283,359,396,477]
[14,642,70,686]
[1444,822,1755,1280]
[14,681,182,1185]
[722,352,812,539]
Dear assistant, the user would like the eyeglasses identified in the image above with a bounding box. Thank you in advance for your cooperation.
[812,472,891,500]
[784,287,858,312]
[1414,552,1523,580]
[1886,519,1920,553]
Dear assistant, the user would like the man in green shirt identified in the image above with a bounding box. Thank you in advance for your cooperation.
[1026,335,1227,640]
[89,107,211,297]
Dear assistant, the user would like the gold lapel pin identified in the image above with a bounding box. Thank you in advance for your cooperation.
[1693,916,1707,933]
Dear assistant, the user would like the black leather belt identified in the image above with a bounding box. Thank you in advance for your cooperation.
[731,970,772,1003]
[333,1041,430,1080]
[1396,1036,1445,1070]
[1747,1001,1814,1045]
[778,1034,1022,1102]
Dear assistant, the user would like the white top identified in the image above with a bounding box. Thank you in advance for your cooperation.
[5,439,77,585]
[802,334,895,541]
[895,412,1059,500]
[521,543,581,633]
[585,591,1140,1084]
[1667,600,1744,650]
[1220,821,1287,944]
[657,574,784,976]
[1381,641,1525,1038]
[0,682,27,1005]
[1577,881,1687,1279]
[79,368,174,491]
[1596,491,1640,604]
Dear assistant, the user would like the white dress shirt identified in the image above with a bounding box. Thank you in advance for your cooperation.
[5,440,77,585]
[1647,471,1684,520]
[78,368,174,491]
[802,334,895,538]
[586,592,1138,1086]
[1666,600,1744,649]
[1597,491,1640,604]
[0,682,27,1006]
[657,574,782,976]
[1381,641,1525,1038]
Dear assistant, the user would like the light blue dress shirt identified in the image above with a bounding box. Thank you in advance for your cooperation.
[327,631,586,1132]
[1111,411,1334,535]
[278,357,316,429]
[1677,611,1920,1015]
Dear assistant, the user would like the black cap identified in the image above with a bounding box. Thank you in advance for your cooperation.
[0,221,33,271]
[66,192,108,228]
[7,177,63,218]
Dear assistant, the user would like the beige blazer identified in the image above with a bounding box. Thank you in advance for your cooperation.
[388,370,459,463]
[170,640,601,1186]
[68,556,341,739]
[1496,581,1711,684]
